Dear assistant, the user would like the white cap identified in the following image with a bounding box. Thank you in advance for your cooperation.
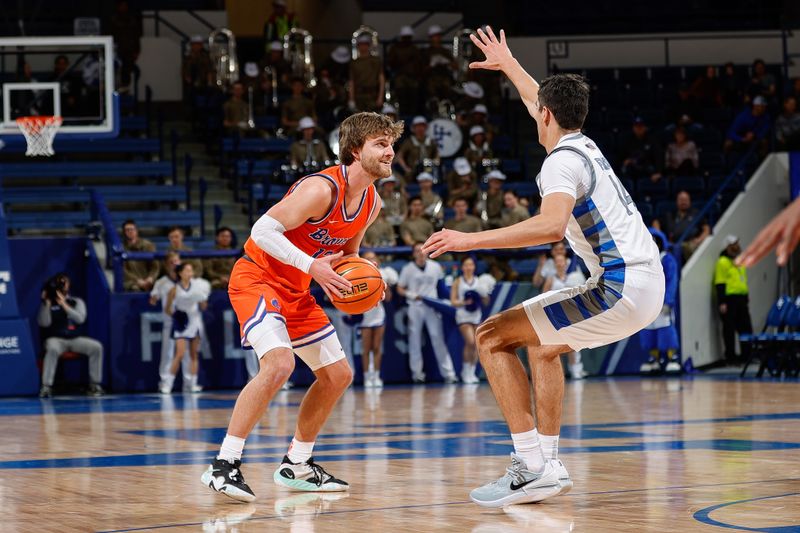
[472,103,488,115]
[400,25,414,37]
[298,116,316,130]
[381,175,399,185]
[463,81,484,99]
[428,24,442,36]
[244,62,259,77]
[190,35,204,44]
[357,34,372,44]
[453,157,471,176]
[752,95,767,106]
[331,45,350,64]
[411,115,428,126]
[381,103,397,115]
[469,125,485,137]
[270,41,283,52]
[417,172,434,182]
[485,170,506,181]
[725,234,739,246]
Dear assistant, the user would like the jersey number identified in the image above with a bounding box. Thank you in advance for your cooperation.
[608,174,633,215]
[312,248,334,258]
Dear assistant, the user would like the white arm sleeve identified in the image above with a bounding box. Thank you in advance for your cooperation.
[251,214,315,274]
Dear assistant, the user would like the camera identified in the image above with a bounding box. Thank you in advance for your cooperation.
[43,275,67,302]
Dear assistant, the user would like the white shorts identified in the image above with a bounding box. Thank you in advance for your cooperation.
[360,303,385,328]
[246,313,346,371]
[455,308,482,326]
[172,314,202,340]
[523,267,664,351]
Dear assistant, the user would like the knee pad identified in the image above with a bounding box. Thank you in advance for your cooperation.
[293,329,347,371]
[243,312,292,358]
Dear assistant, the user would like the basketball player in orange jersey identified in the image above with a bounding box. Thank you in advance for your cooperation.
[201,112,404,502]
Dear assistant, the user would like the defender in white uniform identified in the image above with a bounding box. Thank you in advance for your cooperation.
[423,27,664,508]
[397,243,458,383]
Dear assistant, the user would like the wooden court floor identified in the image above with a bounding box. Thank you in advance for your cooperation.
[1,376,799,532]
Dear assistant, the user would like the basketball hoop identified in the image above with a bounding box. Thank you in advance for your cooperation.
[16,116,62,157]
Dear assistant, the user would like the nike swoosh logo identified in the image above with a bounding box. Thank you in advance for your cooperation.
[509,477,539,491]
[213,476,226,490]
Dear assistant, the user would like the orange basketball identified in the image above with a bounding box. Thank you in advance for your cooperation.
[330,257,384,314]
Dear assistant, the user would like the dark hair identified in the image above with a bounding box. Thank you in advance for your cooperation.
[537,74,590,130]
[168,226,184,236]
[54,55,68,64]
[453,197,469,206]
[504,189,518,198]
[175,263,192,276]
[460,254,477,266]
[121,219,136,231]
[652,233,665,252]
[408,195,422,206]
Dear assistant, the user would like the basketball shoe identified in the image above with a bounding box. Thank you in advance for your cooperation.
[550,458,573,495]
[273,456,349,492]
[201,458,256,502]
[470,454,560,508]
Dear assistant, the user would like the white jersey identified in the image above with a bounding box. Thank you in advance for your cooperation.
[549,270,586,291]
[171,278,210,339]
[399,260,444,304]
[537,132,659,281]
[454,275,482,325]
[361,266,399,328]
[151,276,177,314]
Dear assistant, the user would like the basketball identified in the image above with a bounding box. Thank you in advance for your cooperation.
[330,257,384,314]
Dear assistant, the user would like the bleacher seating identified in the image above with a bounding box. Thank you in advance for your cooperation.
[2,185,186,205]
[0,161,176,184]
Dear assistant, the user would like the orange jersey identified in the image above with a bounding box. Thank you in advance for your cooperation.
[242,164,379,293]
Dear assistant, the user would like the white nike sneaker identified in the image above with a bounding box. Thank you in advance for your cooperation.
[273,456,349,492]
[201,458,256,502]
[372,372,383,388]
[470,454,560,508]
[550,458,573,496]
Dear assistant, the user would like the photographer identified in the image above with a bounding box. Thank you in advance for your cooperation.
[37,273,104,397]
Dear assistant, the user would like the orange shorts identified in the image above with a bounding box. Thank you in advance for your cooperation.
[228,258,335,356]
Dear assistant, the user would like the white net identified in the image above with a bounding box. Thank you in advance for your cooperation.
[16,116,62,157]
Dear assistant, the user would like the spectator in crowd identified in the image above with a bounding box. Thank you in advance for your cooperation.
[450,255,489,384]
[290,116,330,167]
[167,226,203,278]
[204,227,238,290]
[122,219,158,292]
[110,0,142,91]
[421,24,456,101]
[182,35,213,95]
[747,59,776,101]
[714,235,752,364]
[445,197,483,233]
[664,126,699,176]
[455,81,485,117]
[160,263,210,393]
[149,252,192,392]
[463,125,494,170]
[387,25,421,114]
[532,240,569,290]
[479,170,506,229]
[324,45,351,87]
[363,207,396,248]
[653,190,710,261]
[281,77,316,133]
[417,172,444,223]
[223,82,252,134]
[619,116,663,182]
[397,243,458,383]
[261,41,291,93]
[666,83,701,127]
[719,62,744,108]
[400,196,435,245]
[349,34,384,112]
[542,254,589,379]
[689,65,723,108]
[38,273,104,398]
[51,55,81,116]
[500,190,530,227]
[263,0,298,53]
[313,66,347,131]
[359,251,398,388]
[447,157,479,207]
[775,96,800,151]
[241,62,265,115]
[639,230,681,375]
[466,104,495,143]
[381,103,399,122]
[379,175,407,227]
[724,95,771,157]
[396,116,439,181]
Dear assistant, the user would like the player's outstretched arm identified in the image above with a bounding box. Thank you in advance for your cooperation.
[469,26,540,118]
[737,196,800,267]
[252,178,352,297]
[422,193,574,258]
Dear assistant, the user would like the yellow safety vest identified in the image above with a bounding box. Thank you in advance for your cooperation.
[714,255,748,296]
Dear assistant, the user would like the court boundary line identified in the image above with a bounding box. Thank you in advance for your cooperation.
[692,492,800,532]
[94,477,800,533]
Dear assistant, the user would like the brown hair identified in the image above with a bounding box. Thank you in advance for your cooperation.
[338,112,404,165]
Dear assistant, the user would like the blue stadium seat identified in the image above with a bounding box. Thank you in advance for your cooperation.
[584,68,617,82]
[0,161,175,182]
[636,179,669,201]
[699,150,726,173]
[222,138,292,154]
[671,176,706,197]
[509,258,538,277]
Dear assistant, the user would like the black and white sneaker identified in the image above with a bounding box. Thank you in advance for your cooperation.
[201,458,256,502]
[273,456,349,492]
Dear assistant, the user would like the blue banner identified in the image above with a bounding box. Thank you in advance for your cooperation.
[0,204,20,319]
[791,152,800,200]
[0,318,38,396]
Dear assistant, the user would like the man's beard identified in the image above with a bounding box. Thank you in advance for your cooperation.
[362,153,393,180]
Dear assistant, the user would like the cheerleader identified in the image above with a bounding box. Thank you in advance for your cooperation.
[359,251,398,388]
[542,254,588,379]
[160,263,210,393]
[450,256,488,384]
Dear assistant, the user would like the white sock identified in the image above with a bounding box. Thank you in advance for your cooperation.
[540,434,559,461]
[218,434,246,462]
[287,438,315,464]
[511,428,545,471]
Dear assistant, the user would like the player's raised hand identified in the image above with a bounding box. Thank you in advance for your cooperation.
[422,229,473,259]
[310,251,352,300]
[469,26,513,72]
[737,197,800,267]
